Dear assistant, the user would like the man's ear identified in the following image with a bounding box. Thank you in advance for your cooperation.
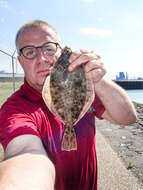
[17,56,24,69]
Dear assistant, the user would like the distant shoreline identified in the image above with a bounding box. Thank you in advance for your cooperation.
[0,77,23,82]
[114,80,143,90]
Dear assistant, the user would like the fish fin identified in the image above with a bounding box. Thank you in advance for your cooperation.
[61,127,77,151]
[42,76,65,124]
[74,75,95,125]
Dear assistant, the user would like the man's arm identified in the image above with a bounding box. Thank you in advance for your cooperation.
[94,78,137,125]
[68,49,137,125]
[0,135,55,190]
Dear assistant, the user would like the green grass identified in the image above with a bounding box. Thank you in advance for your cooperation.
[0,82,23,107]
[0,81,23,160]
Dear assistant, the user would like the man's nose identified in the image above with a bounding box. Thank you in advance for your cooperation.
[37,48,55,66]
[37,48,47,62]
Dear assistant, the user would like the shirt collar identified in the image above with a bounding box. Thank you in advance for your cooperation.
[22,78,43,102]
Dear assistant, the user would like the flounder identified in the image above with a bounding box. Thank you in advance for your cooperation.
[42,47,94,151]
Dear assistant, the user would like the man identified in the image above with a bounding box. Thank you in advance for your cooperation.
[0,20,137,190]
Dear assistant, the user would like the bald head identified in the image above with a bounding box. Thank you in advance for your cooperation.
[15,20,62,52]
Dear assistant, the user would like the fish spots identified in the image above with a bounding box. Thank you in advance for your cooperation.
[42,46,94,151]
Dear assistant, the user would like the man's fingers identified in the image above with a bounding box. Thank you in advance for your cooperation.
[84,60,104,73]
[68,50,100,71]
[80,49,100,57]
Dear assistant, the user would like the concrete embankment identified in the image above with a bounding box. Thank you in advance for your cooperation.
[96,128,142,190]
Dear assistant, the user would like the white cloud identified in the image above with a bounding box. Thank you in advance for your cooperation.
[19,11,25,16]
[0,17,5,23]
[97,17,103,22]
[82,0,96,2]
[0,0,24,16]
[80,27,112,37]
[0,0,9,9]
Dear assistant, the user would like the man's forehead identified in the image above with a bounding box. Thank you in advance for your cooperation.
[18,26,62,47]
[22,26,57,38]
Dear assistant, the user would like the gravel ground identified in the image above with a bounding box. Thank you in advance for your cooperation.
[96,101,143,187]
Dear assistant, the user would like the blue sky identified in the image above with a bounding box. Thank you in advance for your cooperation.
[0,0,143,79]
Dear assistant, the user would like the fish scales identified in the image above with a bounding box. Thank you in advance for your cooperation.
[42,46,95,151]
[50,47,86,151]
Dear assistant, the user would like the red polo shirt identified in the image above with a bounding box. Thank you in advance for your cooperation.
[0,79,105,190]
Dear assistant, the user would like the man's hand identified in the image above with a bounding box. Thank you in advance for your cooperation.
[68,48,137,126]
[68,49,106,83]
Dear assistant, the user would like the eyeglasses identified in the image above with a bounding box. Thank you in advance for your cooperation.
[19,42,62,59]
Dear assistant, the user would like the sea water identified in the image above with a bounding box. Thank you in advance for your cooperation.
[126,90,143,104]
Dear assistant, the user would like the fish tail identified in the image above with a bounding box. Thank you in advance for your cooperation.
[61,126,77,151]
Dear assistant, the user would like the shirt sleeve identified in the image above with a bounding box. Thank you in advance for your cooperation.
[90,95,105,119]
[0,105,41,151]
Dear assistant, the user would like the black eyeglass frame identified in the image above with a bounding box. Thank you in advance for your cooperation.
[18,42,62,59]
